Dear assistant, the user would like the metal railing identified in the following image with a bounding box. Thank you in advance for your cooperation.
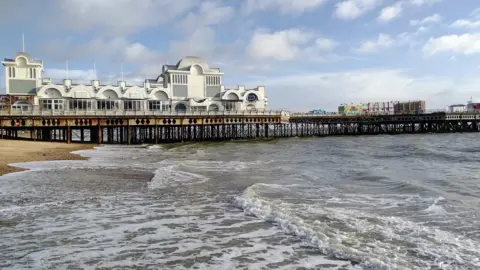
[291,109,477,117]
[0,109,286,117]
[1,107,476,117]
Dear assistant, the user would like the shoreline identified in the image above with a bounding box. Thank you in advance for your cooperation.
[0,139,96,176]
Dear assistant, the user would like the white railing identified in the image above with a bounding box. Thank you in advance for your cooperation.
[0,109,286,117]
[291,109,479,117]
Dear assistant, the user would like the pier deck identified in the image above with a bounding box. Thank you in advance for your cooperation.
[0,111,478,144]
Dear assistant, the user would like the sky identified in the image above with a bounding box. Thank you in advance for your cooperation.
[1,0,480,112]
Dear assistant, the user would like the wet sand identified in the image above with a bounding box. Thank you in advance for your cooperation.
[0,139,95,175]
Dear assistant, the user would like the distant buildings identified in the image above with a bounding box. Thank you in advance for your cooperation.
[1,52,268,112]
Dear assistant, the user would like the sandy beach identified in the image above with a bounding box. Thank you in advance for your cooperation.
[0,140,95,175]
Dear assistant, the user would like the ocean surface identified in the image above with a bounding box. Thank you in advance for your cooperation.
[1,134,480,270]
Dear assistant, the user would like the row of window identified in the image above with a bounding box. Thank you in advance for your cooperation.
[170,74,222,85]
[29,68,37,79]
[6,67,37,78]
[7,67,16,78]
[172,74,188,85]
[40,99,179,111]
[206,76,221,86]
[36,99,239,111]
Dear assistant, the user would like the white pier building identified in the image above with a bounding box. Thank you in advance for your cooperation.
[2,52,268,113]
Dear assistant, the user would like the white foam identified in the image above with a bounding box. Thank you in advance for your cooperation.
[235,183,480,270]
[148,165,209,190]
[1,192,354,269]
[423,197,447,214]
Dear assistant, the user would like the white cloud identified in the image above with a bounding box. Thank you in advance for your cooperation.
[410,13,442,26]
[244,0,328,14]
[377,3,403,22]
[54,0,198,35]
[44,68,97,81]
[43,37,164,65]
[449,8,480,29]
[354,34,394,53]
[377,1,443,24]
[246,28,314,61]
[397,26,428,48]
[315,38,338,51]
[423,33,480,56]
[334,0,382,20]
[44,67,152,85]
[178,1,235,34]
[450,19,480,29]
[260,68,477,111]
[407,0,443,6]
[169,27,241,62]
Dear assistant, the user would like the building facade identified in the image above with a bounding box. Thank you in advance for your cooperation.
[1,53,268,113]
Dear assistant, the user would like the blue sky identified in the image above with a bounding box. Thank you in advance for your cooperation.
[1,0,480,111]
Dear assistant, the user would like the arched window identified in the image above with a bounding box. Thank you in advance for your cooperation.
[175,103,187,112]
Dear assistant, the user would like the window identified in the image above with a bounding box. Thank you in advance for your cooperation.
[69,99,93,110]
[11,102,31,111]
[207,76,220,85]
[97,100,119,110]
[148,101,170,111]
[124,100,143,111]
[247,93,258,102]
[29,68,37,79]
[40,99,64,110]
[7,67,16,78]
[191,106,207,112]
[171,74,187,84]
[224,101,237,111]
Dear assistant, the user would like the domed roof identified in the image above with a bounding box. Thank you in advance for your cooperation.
[176,56,209,70]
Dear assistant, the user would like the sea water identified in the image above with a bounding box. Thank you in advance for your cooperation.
[1,134,480,269]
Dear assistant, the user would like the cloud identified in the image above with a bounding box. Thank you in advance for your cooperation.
[449,8,480,29]
[244,0,328,14]
[407,0,443,6]
[397,26,429,48]
[354,34,394,53]
[44,68,97,81]
[315,38,338,51]
[450,19,480,29]
[53,0,198,35]
[169,27,241,63]
[334,0,382,20]
[43,67,149,86]
[245,28,339,63]
[260,68,477,111]
[423,33,480,56]
[178,1,235,34]
[377,1,443,24]
[42,37,164,65]
[246,28,314,61]
[377,3,403,22]
[410,14,442,26]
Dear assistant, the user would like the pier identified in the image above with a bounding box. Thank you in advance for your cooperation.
[0,110,478,144]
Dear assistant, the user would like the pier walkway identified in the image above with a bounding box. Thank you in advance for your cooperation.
[0,110,478,144]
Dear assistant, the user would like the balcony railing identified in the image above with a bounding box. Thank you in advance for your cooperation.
[0,109,286,117]
[291,109,478,117]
